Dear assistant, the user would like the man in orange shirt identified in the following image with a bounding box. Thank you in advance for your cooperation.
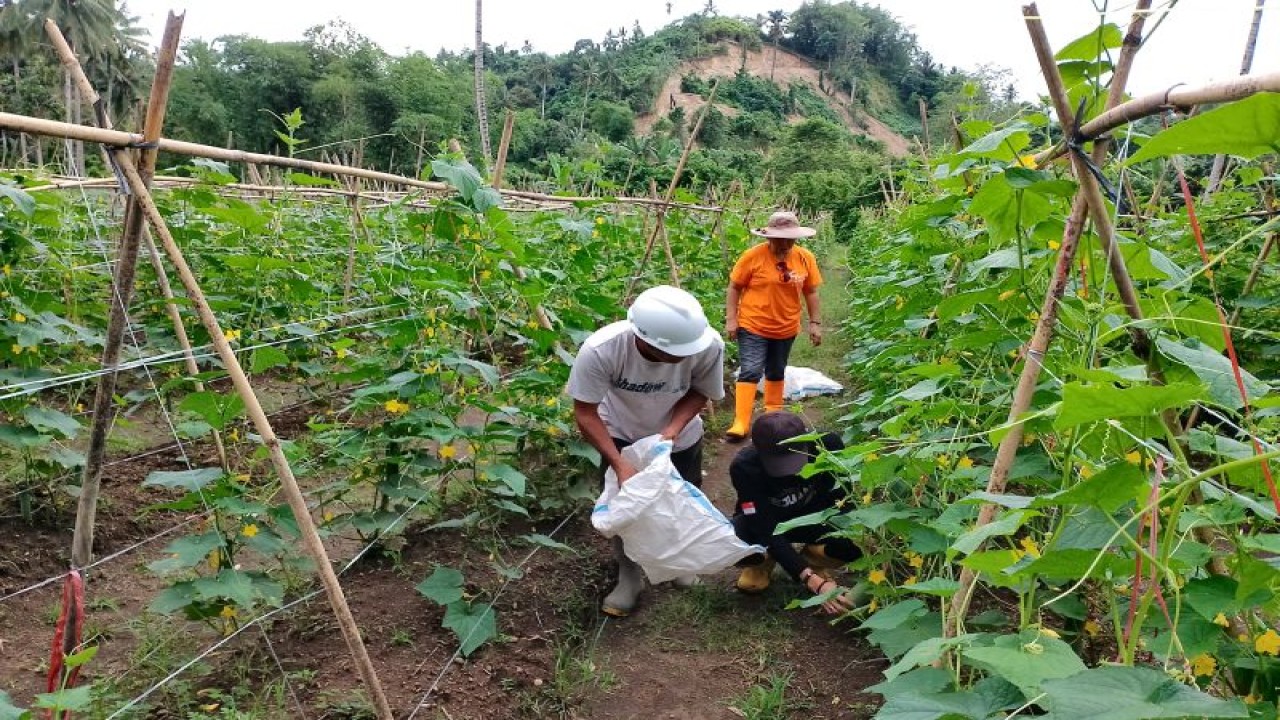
[724,211,823,441]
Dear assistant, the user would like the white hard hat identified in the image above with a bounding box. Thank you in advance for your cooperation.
[627,285,718,357]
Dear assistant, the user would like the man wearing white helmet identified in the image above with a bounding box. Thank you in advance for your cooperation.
[567,285,726,617]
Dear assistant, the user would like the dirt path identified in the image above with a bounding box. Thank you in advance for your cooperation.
[581,245,885,719]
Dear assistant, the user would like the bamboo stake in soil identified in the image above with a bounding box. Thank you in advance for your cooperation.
[115,143,396,720]
[1204,0,1267,197]
[49,16,190,568]
[946,1,1153,638]
[624,80,719,304]
[492,109,515,189]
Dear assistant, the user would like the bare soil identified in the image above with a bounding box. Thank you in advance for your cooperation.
[636,41,912,157]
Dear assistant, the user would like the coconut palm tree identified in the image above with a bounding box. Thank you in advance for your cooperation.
[766,10,788,81]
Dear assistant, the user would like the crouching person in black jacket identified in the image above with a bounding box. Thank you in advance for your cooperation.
[730,411,865,615]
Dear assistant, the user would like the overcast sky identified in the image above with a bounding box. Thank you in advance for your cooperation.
[125,0,1277,100]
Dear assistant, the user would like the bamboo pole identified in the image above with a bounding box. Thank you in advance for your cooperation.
[1204,0,1266,197]
[0,112,723,213]
[625,81,720,304]
[946,1,1153,638]
[492,109,515,189]
[47,16,176,569]
[116,152,396,720]
[1032,71,1280,166]
[45,23,393,719]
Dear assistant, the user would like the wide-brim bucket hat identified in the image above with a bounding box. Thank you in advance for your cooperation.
[750,211,817,239]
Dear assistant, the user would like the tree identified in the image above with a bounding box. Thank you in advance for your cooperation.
[766,10,788,81]
[473,0,491,164]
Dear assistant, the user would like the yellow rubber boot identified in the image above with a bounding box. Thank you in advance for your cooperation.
[736,556,776,594]
[801,544,846,576]
[725,381,757,442]
[763,379,786,413]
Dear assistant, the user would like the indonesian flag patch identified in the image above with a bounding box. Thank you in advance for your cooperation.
[742,502,756,515]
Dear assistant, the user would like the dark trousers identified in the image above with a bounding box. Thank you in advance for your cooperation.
[603,437,704,487]
[736,329,795,383]
[731,514,861,565]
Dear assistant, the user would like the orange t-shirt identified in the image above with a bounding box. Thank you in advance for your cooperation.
[730,243,822,339]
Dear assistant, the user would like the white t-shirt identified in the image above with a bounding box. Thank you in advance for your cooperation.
[567,321,725,451]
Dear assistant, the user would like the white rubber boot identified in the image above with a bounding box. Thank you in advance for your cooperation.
[602,537,645,617]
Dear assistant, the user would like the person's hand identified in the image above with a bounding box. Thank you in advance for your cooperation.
[613,459,639,485]
[725,319,739,341]
[809,324,823,347]
[820,587,856,615]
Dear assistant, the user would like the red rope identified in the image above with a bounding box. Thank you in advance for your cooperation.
[1174,162,1280,515]
[45,570,84,720]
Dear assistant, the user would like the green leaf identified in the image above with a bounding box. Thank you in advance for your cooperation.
[193,569,258,608]
[774,508,836,534]
[963,631,1088,698]
[0,691,29,720]
[1039,665,1247,719]
[178,391,246,430]
[482,464,527,496]
[0,183,36,216]
[520,533,576,553]
[250,346,291,373]
[1128,93,1280,164]
[969,174,1052,243]
[1022,549,1132,581]
[442,601,497,657]
[899,577,959,597]
[148,531,224,574]
[32,685,93,713]
[1036,462,1146,513]
[876,677,1024,720]
[1054,381,1203,429]
[431,159,483,203]
[416,566,465,605]
[23,406,81,438]
[860,599,929,631]
[1055,23,1124,61]
[883,634,981,682]
[143,467,225,492]
[63,645,99,669]
[959,124,1031,160]
[950,510,1034,558]
[1156,337,1269,410]
[288,172,337,187]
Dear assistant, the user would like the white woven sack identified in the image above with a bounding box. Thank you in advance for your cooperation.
[591,434,762,583]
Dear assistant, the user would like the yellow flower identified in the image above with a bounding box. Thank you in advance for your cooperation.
[1125,451,1142,465]
[903,576,917,586]
[1028,311,1040,322]
[1190,653,1217,677]
[1238,633,1250,643]
[9,344,21,354]
[1048,240,1061,251]
[384,399,410,414]
[595,216,605,225]
[1079,465,1094,479]
[335,347,349,359]
[998,289,1017,302]
[1212,612,1230,628]
[12,312,26,323]
[1022,433,1038,447]
[547,425,562,437]
[220,605,236,619]
[936,454,950,467]
[861,491,873,505]
[895,296,905,310]
[1255,629,1280,656]
[241,524,259,538]
[592,230,600,238]
[865,452,880,462]
[868,569,887,585]
[1016,155,1037,169]
[223,328,241,343]
[1244,694,1261,705]
[1084,619,1101,637]
[439,445,457,460]
[1019,537,1042,558]
[545,397,558,407]
[957,456,974,469]
[1,263,9,275]
[868,598,878,613]
[481,270,492,280]
[908,553,924,569]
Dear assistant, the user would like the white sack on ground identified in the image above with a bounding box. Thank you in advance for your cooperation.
[753,365,844,400]
[591,434,763,583]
